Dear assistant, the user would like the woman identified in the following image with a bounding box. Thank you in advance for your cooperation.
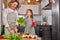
[24,9,36,35]
[3,1,20,35]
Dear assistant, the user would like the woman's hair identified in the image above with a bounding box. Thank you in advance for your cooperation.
[8,1,20,10]
[26,9,33,19]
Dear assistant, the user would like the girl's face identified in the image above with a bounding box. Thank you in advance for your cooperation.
[27,11,32,16]
[11,2,18,9]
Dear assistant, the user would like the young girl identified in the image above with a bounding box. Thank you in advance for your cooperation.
[24,9,36,35]
[3,1,20,35]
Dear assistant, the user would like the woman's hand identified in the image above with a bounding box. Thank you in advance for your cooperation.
[14,28,18,33]
[6,27,14,35]
[14,25,18,33]
[10,30,14,35]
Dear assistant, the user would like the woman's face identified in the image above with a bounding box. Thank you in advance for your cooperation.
[11,2,18,9]
[27,11,32,16]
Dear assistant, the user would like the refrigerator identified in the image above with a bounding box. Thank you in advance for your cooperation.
[52,0,59,40]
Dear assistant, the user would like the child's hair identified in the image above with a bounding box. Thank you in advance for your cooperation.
[26,9,33,19]
[8,1,20,10]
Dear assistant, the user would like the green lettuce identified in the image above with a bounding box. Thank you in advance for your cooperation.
[4,34,23,40]
[17,17,25,26]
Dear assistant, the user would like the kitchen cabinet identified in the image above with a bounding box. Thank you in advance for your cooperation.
[3,0,8,8]
[35,25,43,37]
[41,0,49,8]
[42,25,52,40]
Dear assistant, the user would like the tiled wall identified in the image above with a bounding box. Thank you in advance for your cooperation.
[41,10,52,25]
[18,5,40,14]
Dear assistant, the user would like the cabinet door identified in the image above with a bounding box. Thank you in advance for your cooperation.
[3,0,8,8]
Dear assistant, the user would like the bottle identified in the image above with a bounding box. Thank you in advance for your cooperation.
[1,25,5,35]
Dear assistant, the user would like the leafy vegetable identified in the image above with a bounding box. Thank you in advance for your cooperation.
[4,35,11,39]
[4,34,23,40]
[25,33,29,35]
[17,17,25,26]
[16,36,22,40]
[43,16,47,22]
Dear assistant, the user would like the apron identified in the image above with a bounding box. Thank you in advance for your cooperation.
[5,12,17,35]
[24,18,35,35]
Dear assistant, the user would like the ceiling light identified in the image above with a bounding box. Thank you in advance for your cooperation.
[36,0,39,2]
[28,0,31,3]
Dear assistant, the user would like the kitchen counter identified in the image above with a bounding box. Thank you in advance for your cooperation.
[0,38,41,40]
[0,35,41,40]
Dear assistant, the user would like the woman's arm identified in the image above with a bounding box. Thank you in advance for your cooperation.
[14,11,19,33]
[14,25,18,33]
[6,26,14,35]
[3,9,14,35]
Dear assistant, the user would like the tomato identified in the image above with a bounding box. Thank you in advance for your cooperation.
[0,36,4,39]
[29,36,32,38]
[33,36,36,39]
[24,36,28,38]
[18,34,23,36]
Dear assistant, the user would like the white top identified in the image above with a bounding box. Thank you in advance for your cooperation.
[3,8,18,27]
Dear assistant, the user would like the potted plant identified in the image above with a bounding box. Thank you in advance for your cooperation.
[43,16,48,26]
[17,17,25,33]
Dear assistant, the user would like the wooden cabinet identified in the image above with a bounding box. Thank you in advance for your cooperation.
[3,0,8,8]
